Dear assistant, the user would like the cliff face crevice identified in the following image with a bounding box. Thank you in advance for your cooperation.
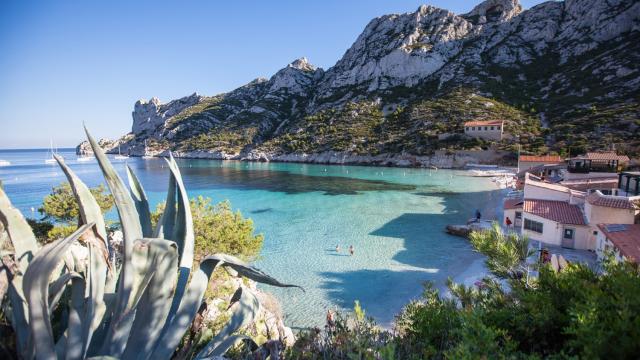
[92,0,639,159]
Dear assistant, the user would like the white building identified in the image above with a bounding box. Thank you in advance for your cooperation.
[463,120,504,141]
[585,191,640,250]
[521,199,590,249]
[596,224,640,264]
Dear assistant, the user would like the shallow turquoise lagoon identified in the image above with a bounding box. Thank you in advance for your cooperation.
[0,148,503,328]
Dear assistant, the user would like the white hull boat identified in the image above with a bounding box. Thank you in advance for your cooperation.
[0,160,10,166]
[77,156,95,162]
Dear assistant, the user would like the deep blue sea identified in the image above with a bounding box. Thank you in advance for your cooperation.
[0,148,503,328]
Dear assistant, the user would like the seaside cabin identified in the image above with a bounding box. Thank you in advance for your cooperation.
[585,190,640,250]
[463,120,504,141]
[503,198,524,228]
[595,224,640,265]
[564,152,629,180]
[618,172,640,196]
[521,199,590,249]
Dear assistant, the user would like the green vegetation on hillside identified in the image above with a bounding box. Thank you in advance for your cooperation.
[262,89,543,156]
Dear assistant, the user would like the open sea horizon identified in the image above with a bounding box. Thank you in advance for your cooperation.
[0,148,504,328]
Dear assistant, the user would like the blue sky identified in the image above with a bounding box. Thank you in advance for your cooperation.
[0,0,546,148]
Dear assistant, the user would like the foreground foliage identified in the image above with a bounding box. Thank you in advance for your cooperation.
[0,129,300,359]
[151,196,263,262]
[291,226,640,359]
[29,182,114,243]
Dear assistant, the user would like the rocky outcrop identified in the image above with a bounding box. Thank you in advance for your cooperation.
[76,138,118,155]
[132,93,203,135]
[99,0,640,159]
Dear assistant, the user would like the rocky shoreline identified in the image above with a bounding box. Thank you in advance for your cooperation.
[77,141,514,169]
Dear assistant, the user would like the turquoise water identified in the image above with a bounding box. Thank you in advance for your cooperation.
[0,148,502,328]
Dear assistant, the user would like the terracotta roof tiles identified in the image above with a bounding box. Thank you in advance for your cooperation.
[586,192,639,210]
[523,199,586,225]
[598,224,640,263]
[519,155,562,163]
[464,120,503,127]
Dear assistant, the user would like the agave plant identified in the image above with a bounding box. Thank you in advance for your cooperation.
[0,129,301,360]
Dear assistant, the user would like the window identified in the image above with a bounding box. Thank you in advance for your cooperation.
[472,127,475,131]
[524,218,543,233]
[484,126,488,130]
[515,211,522,219]
[490,126,494,130]
[563,228,574,240]
[593,230,598,236]
[465,127,468,131]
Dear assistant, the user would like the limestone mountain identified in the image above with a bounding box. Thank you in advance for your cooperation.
[99,0,640,161]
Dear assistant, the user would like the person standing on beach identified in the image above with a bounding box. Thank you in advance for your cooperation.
[475,209,482,222]
[349,245,354,256]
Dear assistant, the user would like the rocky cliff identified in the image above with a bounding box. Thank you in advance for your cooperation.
[96,0,640,161]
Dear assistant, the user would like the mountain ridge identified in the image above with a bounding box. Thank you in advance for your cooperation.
[82,0,640,164]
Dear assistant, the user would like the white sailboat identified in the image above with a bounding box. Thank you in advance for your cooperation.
[114,145,129,160]
[45,140,57,164]
[77,155,95,162]
[0,160,10,167]
[142,139,153,159]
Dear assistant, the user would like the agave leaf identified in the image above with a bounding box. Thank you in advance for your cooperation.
[80,241,108,358]
[162,154,196,331]
[126,165,153,238]
[212,254,304,291]
[121,238,179,360]
[195,286,259,359]
[65,273,87,360]
[47,271,83,313]
[0,186,38,273]
[150,257,225,359]
[85,127,143,354]
[164,154,194,267]
[54,154,108,247]
[99,238,165,358]
[154,166,177,239]
[7,275,30,358]
[209,335,256,358]
[22,223,93,360]
[0,187,40,358]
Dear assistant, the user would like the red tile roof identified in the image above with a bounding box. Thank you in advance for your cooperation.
[523,199,586,225]
[504,198,524,210]
[586,192,640,210]
[584,152,630,162]
[598,224,640,263]
[464,120,503,127]
[519,155,562,163]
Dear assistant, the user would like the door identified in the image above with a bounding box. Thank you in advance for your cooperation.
[561,228,575,248]
[514,211,522,227]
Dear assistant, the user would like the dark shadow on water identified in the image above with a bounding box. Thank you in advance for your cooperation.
[320,189,503,325]
[129,161,415,195]
[250,207,273,214]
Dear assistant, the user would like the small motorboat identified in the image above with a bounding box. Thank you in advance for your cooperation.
[0,160,10,166]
